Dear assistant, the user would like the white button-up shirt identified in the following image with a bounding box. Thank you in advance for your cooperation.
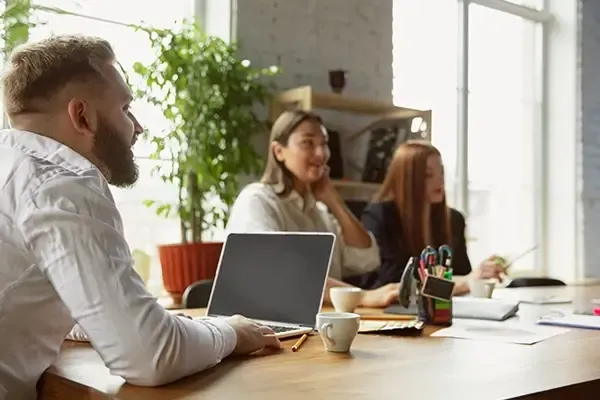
[0,130,237,400]
[226,182,380,280]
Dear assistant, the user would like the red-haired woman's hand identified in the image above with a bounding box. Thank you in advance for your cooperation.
[474,256,506,281]
[360,283,401,308]
[452,281,470,296]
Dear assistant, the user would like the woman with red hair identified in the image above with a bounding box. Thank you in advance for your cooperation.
[356,140,504,292]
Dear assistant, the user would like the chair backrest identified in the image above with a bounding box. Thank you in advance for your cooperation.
[506,277,566,288]
[182,279,214,308]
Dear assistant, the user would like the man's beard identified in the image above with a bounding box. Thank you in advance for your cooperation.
[91,116,139,188]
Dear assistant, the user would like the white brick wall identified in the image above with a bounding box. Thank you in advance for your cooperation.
[236,0,394,102]
[234,0,394,181]
[545,0,600,281]
[580,0,600,278]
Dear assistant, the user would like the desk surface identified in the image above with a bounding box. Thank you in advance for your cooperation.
[39,286,600,400]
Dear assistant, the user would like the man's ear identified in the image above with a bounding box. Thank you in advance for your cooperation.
[67,98,97,137]
[272,141,285,162]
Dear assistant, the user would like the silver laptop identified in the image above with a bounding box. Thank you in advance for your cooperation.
[205,232,335,339]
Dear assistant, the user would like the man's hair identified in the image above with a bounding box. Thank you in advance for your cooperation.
[1,34,115,118]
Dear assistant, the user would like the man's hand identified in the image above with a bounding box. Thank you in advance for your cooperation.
[225,315,282,356]
[360,283,401,308]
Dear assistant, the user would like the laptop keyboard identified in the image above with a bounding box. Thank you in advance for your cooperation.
[265,325,298,333]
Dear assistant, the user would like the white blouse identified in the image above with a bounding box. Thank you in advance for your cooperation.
[226,182,380,280]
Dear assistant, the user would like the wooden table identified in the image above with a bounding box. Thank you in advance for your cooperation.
[38,285,600,400]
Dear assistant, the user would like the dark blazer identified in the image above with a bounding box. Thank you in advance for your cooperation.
[345,200,472,289]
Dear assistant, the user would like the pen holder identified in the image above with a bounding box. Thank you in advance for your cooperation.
[416,269,453,326]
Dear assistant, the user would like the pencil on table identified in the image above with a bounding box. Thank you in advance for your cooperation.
[292,334,308,352]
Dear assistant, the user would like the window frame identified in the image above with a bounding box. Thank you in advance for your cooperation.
[456,0,550,276]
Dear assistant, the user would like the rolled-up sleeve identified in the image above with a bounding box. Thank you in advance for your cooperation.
[331,217,380,277]
[19,172,237,387]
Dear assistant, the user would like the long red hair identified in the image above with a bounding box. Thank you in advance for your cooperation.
[374,140,451,255]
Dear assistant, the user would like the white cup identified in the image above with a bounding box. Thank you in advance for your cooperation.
[316,312,360,353]
[330,287,363,313]
[469,279,496,298]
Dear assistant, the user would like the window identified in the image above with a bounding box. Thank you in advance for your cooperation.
[392,0,458,206]
[30,0,194,295]
[467,3,542,271]
[393,0,545,272]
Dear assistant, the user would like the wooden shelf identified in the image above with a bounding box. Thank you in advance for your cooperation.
[269,85,422,121]
[332,180,381,191]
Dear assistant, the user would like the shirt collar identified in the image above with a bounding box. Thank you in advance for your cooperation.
[0,129,97,175]
[283,189,317,212]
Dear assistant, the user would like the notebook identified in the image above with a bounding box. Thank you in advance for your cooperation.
[385,297,520,322]
[537,314,600,330]
[359,320,424,336]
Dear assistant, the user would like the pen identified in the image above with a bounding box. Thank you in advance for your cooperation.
[419,259,426,280]
[291,334,308,352]
[493,245,539,269]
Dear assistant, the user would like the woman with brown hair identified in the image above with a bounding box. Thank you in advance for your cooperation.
[357,140,504,292]
[226,110,401,308]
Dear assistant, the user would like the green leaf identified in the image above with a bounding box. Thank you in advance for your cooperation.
[156,204,172,217]
[142,199,156,208]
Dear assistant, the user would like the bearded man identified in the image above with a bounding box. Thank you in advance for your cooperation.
[0,35,280,400]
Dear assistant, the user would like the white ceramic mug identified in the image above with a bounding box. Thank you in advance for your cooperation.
[330,287,363,313]
[316,312,360,353]
[469,279,496,298]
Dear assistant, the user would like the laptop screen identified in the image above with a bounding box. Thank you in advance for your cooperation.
[207,232,335,327]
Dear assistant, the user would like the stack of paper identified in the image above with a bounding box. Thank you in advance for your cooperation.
[431,319,569,345]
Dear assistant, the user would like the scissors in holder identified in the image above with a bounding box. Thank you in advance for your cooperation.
[420,246,438,271]
[438,244,453,268]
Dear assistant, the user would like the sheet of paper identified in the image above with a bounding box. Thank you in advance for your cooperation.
[430,320,569,345]
[518,295,573,305]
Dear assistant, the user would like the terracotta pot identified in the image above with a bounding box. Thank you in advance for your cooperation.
[158,241,223,305]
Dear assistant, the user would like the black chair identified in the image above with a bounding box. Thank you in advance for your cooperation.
[506,277,566,288]
[182,279,214,308]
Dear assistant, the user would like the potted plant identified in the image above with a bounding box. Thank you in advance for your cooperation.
[132,21,279,303]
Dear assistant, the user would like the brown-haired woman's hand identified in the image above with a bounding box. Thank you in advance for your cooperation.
[311,167,341,207]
